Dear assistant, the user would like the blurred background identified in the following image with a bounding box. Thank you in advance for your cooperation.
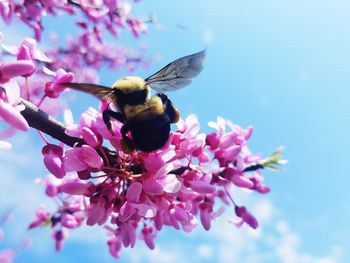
[1,0,350,262]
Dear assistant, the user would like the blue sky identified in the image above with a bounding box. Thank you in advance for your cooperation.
[1,0,350,262]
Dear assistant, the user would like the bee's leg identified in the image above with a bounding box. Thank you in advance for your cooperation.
[120,123,135,153]
[102,110,125,133]
[157,93,180,123]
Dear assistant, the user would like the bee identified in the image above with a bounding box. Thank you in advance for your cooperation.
[63,50,205,152]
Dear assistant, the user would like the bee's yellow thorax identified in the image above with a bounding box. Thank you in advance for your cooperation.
[112,76,148,93]
[124,96,164,120]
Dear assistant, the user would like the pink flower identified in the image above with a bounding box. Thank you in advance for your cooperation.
[108,236,122,259]
[234,206,258,229]
[141,225,156,250]
[28,207,50,229]
[2,38,51,62]
[63,145,103,172]
[43,68,74,98]
[53,229,66,251]
[42,144,65,179]
[120,221,136,248]
[30,105,282,258]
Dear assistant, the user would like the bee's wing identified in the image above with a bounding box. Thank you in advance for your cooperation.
[145,49,206,93]
[61,83,115,102]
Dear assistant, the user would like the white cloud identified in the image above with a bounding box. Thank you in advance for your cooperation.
[202,28,214,43]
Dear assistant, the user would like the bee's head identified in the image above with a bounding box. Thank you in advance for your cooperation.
[112,76,151,108]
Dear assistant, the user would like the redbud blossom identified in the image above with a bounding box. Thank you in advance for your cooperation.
[0,61,35,83]
[42,144,65,179]
[234,206,258,229]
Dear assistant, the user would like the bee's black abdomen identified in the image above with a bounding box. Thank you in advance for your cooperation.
[129,115,171,152]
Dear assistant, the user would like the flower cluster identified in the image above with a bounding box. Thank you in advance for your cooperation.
[0,0,148,41]
[29,110,285,258]
[0,34,75,149]
[1,1,150,83]
[0,5,286,258]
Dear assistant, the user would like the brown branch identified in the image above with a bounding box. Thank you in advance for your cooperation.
[20,99,118,166]
[20,99,84,147]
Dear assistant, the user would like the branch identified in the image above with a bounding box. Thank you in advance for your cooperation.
[20,99,84,147]
[20,99,118,166]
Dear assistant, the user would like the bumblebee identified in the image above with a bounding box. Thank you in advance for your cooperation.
[63,50,205,152]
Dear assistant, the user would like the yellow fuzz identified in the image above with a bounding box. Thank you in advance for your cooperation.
[124,96,164,120]
[112,76,149,93]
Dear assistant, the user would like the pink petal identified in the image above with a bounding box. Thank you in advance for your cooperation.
[33,49,51,62]
[231,175,254,189]
[0,60,35,82]
[17,45,31,60]
[119,202,136,222]
[63,151,87,172]
[144,155,165,172]
[60,181,88,195]
[135,203,157,218]
[1,44,18,55]
[173,207,189,222]
[221,145,241,161]
[0,101,29,131]
[126,181,142,202]
[142,178,164,195]
[82,127,101,147]
[162,174,181,193]
[191,180,216,194]
[86,203,105,226]
[79,145,103,169]
[155,163,174,178]
[3,80,20,105]
[61,214,79,229]
[200,208,211,231]
[45,183,58,197]
[44,155,65,179]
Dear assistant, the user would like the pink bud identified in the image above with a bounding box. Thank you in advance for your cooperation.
[0,60,35,82]
[231,175,254,189]
[42,144,65,178]
[53,230,65,251]
[45,183,58,197]
[235,206,258,229]
[199,203,212,230]
[141,226,156,250]
[43,155,65,179]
